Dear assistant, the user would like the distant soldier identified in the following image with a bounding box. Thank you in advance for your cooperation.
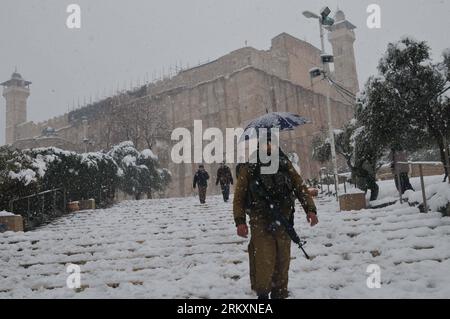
[216,162,234,202]
[193,164,210,204]
[233,140,318,299]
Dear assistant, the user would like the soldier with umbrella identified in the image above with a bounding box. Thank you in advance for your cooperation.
[233,112,318,299]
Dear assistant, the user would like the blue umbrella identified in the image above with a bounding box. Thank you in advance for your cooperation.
[241,112,311,140]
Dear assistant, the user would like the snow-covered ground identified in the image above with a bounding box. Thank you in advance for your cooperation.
[1,177,450,298]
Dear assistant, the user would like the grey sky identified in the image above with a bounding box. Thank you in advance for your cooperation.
[1,0,450,145]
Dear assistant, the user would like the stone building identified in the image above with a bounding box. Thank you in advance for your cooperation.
[1,70,31,145]
[2,10,359,198]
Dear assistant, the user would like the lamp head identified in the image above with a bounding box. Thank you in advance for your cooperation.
[302,10,320,19]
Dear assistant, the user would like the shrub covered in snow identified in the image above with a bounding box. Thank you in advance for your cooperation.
[404,182,450,216]
[0,142,171,225]
[29,148,120,207]
[0,147,40,212]
[108,141,170,199]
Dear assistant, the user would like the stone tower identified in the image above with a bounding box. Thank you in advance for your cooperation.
[1,71,31,145]
[327,10,359,95]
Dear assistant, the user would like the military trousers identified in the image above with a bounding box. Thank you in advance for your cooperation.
[221,184,230,202]
[198,186,207,203]
[248,216,291,299]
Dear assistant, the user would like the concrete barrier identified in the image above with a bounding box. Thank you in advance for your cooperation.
[67,201,80,212]
[339,193,367,211]
[79,199,96,210]
[0,215,24,232]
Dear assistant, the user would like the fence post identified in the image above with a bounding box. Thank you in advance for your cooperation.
[53,190,57,214]
[443,136,450,184]
[343,177,347,194]
[393,150,403,204]
[419,164,428,213]
[320,175,323,194]
[63,189,67,213]
[327,173,330,195]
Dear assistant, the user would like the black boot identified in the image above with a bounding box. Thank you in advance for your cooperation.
[257,293,269,300]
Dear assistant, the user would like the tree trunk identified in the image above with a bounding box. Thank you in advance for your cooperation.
[443,137,450,183]
[437,137,449,182]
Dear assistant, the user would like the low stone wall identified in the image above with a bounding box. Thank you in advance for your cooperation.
[410,164,445,178]
[377,162,445,181]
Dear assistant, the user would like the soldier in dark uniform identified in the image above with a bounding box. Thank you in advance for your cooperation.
[233,140,318,299]
[193,165,209,204]
[216,162,234,202]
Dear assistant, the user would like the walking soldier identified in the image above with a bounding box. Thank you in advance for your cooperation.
[233,141,318,299]
[216,162,234,202]
[193,164,210,204]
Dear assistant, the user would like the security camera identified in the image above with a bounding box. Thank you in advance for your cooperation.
[321,54,334,64]
[309,67,323,78]
[320,6,331,19]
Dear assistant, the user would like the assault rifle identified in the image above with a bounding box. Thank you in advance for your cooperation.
[253,177,310,260]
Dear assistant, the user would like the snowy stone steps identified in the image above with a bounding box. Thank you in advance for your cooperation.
[2,193,450,298]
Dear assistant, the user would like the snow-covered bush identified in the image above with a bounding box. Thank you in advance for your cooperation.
[0,141,171,223]
[0,147,40,212]
[404,182,450,216]
[108,141,170,199]
[31,148,119,207]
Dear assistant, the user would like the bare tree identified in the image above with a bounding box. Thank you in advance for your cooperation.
[136,96,170,150]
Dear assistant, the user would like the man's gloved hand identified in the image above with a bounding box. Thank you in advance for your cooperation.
[306,212,318,227]
[237,224,249,238]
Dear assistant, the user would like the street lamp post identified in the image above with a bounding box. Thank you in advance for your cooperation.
[303,8,340,200]
[82,116,89,153]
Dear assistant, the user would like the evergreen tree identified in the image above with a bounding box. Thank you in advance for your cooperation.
[359,37,450,180]
[312,120,383,200]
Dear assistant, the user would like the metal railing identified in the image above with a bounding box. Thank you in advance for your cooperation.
[9,188,67,230]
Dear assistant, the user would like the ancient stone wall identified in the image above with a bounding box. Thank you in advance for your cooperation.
[163,66,353,197]
[10,32,357,198]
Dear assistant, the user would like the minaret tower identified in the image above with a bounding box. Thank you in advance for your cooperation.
[1,70,31,145]
[327,10,359,95]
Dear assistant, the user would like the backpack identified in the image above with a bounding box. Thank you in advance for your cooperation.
[246,158,296,211]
